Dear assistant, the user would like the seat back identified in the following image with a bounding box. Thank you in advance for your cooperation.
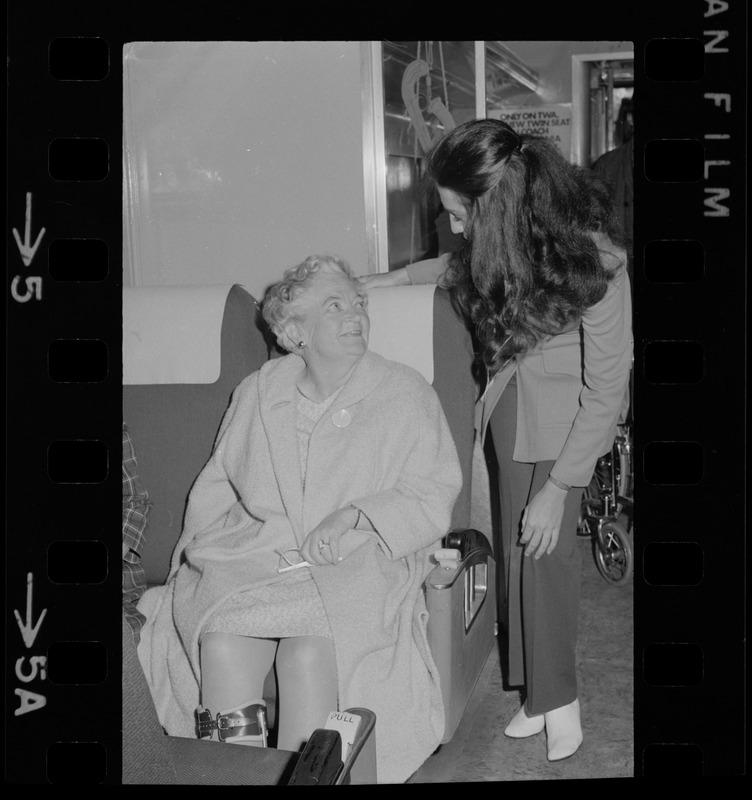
[365,285,476,529]
[123,284,269,585]
[366,284,496,744]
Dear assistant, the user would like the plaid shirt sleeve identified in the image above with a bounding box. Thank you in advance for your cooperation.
[122,422,152,644]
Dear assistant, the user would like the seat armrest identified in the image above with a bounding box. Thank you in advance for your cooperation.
[427,528,494,590]
[442,529,493,560]
[425,529,497,744]
[287,730,343,785]
[286,707,377,785]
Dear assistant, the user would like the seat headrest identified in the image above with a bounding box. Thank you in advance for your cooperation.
[123,285,235,385]
[366,284,436,384]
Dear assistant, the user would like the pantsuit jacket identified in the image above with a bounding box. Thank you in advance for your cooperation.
[406,232,632,487]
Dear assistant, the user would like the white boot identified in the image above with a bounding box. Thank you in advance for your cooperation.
[503,705,545,738]
[544,698,582,761]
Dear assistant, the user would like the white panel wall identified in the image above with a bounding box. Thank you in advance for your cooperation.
[123,41,369,301]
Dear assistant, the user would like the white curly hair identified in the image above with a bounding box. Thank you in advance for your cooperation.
[262,254,355,352]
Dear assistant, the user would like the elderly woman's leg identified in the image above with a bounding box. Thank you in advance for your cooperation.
[275,635,338,752]
[199,632,277,745]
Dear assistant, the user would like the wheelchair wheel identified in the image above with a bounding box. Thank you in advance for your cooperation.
[593,520,633,586]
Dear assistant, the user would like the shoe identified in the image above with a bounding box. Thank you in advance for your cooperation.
[545,698,582,761]
[504,705,545,738]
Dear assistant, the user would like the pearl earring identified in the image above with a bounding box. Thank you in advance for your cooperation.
[298,341,305,347]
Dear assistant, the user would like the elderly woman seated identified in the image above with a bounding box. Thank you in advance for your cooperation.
[136,255,462,783]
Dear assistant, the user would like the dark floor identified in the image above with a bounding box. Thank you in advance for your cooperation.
[408,534,634,782]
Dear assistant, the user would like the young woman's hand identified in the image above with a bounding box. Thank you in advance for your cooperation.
[300,506,360,566]
[356,268,410,291]
[519,481,568,559]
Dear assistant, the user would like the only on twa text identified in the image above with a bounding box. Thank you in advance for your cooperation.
[703,0,733,218]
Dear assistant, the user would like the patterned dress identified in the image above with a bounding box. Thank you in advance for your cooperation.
[201,388,341,640]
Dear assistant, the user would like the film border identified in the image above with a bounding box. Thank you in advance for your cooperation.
[5,0,747,783]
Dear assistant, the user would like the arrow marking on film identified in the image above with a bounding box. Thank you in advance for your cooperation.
[14,573,47,649]
[12,192,46,267]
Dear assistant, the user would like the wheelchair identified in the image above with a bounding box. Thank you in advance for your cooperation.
[576,422,634,587]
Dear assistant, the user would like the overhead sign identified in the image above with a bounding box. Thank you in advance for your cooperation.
[489,103,572,158]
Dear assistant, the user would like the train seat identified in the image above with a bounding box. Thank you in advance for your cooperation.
[122,281,496,781]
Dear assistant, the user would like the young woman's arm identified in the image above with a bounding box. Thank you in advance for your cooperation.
[550,258,633,489]
[357,252,452,290]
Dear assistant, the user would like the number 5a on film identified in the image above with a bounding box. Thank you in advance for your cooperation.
[13,573,49,716]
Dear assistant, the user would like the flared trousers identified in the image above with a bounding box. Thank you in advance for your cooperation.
[488,378,584,716]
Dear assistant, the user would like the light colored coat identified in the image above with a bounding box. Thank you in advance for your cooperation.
[137,350,462,784]
[406,233,632,487]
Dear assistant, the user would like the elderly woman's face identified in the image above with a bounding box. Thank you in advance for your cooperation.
[294,271,370,365]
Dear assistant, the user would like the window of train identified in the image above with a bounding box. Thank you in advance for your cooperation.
[378,41,545,272]
[374,41,632,273]
[380,41,477,271]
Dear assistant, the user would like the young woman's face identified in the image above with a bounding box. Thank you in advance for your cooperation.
[438,186,469,238]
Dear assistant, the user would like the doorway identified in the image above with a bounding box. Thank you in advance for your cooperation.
[571,51,634,166]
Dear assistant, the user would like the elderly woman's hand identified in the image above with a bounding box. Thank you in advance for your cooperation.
[300,506,360,566]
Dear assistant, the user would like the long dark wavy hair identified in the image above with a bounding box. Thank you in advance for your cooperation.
[426,118,625,375]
